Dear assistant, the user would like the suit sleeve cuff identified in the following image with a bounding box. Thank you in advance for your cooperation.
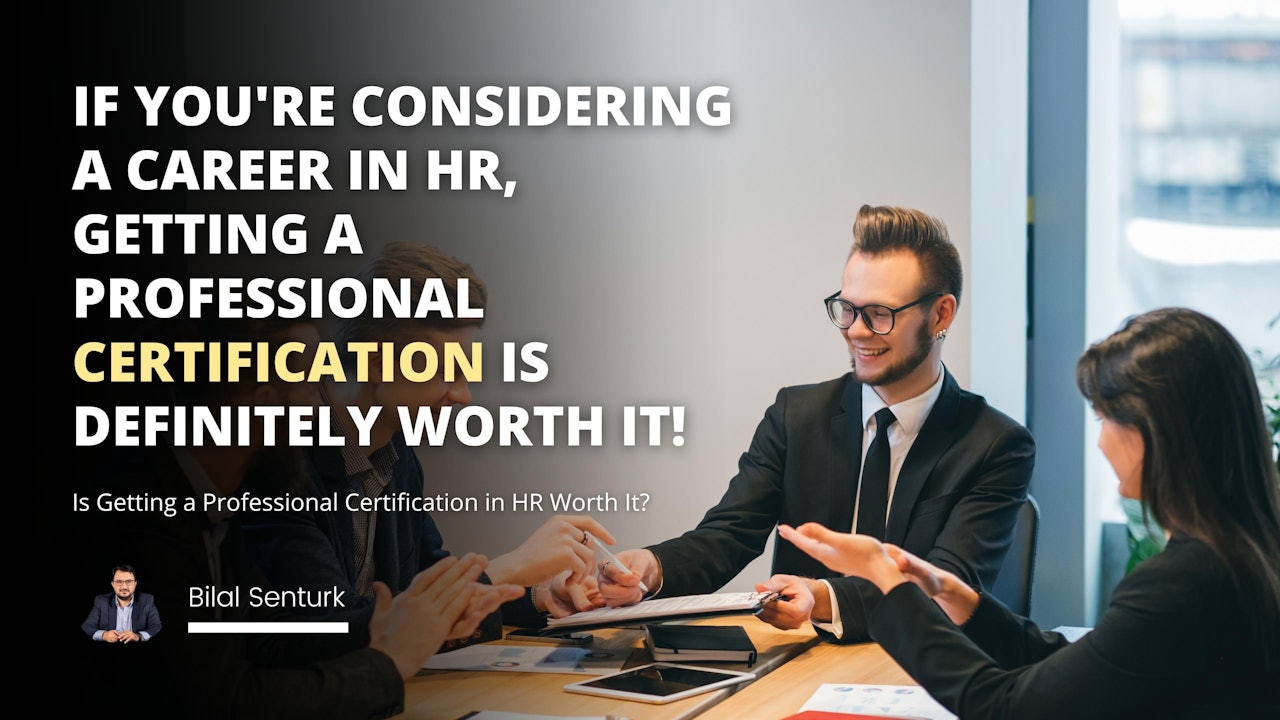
[960,590,1006,637]
[646,551,664,599]
[811,579,845,639]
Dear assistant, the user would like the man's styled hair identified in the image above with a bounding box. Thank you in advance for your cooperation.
[332,242,487,356]
[111,565,137,580]
[850,204,963,306]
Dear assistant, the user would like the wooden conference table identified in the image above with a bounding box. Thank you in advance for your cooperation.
[401,616,917,720]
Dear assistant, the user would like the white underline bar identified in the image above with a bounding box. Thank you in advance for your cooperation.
[188,622,349,634]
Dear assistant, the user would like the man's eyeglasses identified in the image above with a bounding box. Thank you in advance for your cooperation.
[112,580,137,586]
[823,291,942,334]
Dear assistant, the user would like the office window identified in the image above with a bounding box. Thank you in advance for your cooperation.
[1089,0,1279,525]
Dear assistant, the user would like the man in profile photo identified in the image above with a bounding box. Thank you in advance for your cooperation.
[82,565,162,643]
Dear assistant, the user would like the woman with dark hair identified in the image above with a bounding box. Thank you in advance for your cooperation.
[779,307,1280,718]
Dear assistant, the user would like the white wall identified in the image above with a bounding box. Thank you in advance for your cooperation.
[186,0,1028,591]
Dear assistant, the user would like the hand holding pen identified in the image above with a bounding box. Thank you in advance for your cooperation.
[586,531,650,594]
[594,545,663,607]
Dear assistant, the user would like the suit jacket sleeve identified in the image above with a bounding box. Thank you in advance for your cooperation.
[866,538,1269,719]
[241,489,363,607]
[825,417,1034,643]
[139,593,163,638]
[82,595,108,638]
[499,590,547,628]
[645,387,791,597]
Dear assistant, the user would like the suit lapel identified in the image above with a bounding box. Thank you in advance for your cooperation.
[829,376,863,533]
[885,370,961,544]
[100,595,114,629]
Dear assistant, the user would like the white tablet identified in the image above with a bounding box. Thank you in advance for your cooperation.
[562,662,753,704]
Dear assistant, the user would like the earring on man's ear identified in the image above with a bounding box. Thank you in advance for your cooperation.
[935,328,948,340]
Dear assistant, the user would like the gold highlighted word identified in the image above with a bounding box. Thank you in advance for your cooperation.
[73,341,481,384]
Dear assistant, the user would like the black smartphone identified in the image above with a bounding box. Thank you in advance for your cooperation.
[505,629,593,645]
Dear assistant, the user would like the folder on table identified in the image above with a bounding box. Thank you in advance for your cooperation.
[645,623,758,665]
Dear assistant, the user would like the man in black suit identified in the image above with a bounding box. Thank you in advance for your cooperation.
[600,204,1035,642]
[82,565,162,643]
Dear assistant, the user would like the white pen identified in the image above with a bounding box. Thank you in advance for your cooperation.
[585,531,650,594]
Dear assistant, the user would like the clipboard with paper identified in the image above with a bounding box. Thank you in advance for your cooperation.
[539,591,781,633]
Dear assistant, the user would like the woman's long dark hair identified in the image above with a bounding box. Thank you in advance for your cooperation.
[1076,308,1280,667]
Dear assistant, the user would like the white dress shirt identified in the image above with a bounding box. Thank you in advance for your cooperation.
[815,368,946,638]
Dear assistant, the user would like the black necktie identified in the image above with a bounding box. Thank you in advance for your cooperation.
[857,407,897,540]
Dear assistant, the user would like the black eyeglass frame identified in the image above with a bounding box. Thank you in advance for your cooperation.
[823,291,944,334]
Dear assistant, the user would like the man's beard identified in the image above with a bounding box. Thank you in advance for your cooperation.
[851,321,934,388]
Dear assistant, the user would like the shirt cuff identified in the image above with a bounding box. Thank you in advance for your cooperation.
[93,630,105,641]
[139,631,151,641]
[811,579,845,639]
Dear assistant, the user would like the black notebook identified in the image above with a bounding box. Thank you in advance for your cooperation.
[644,624,758,665]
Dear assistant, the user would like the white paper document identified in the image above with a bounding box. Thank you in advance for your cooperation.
[544,591,773,630]
[799,683,956,720]
[423,643,628,675]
